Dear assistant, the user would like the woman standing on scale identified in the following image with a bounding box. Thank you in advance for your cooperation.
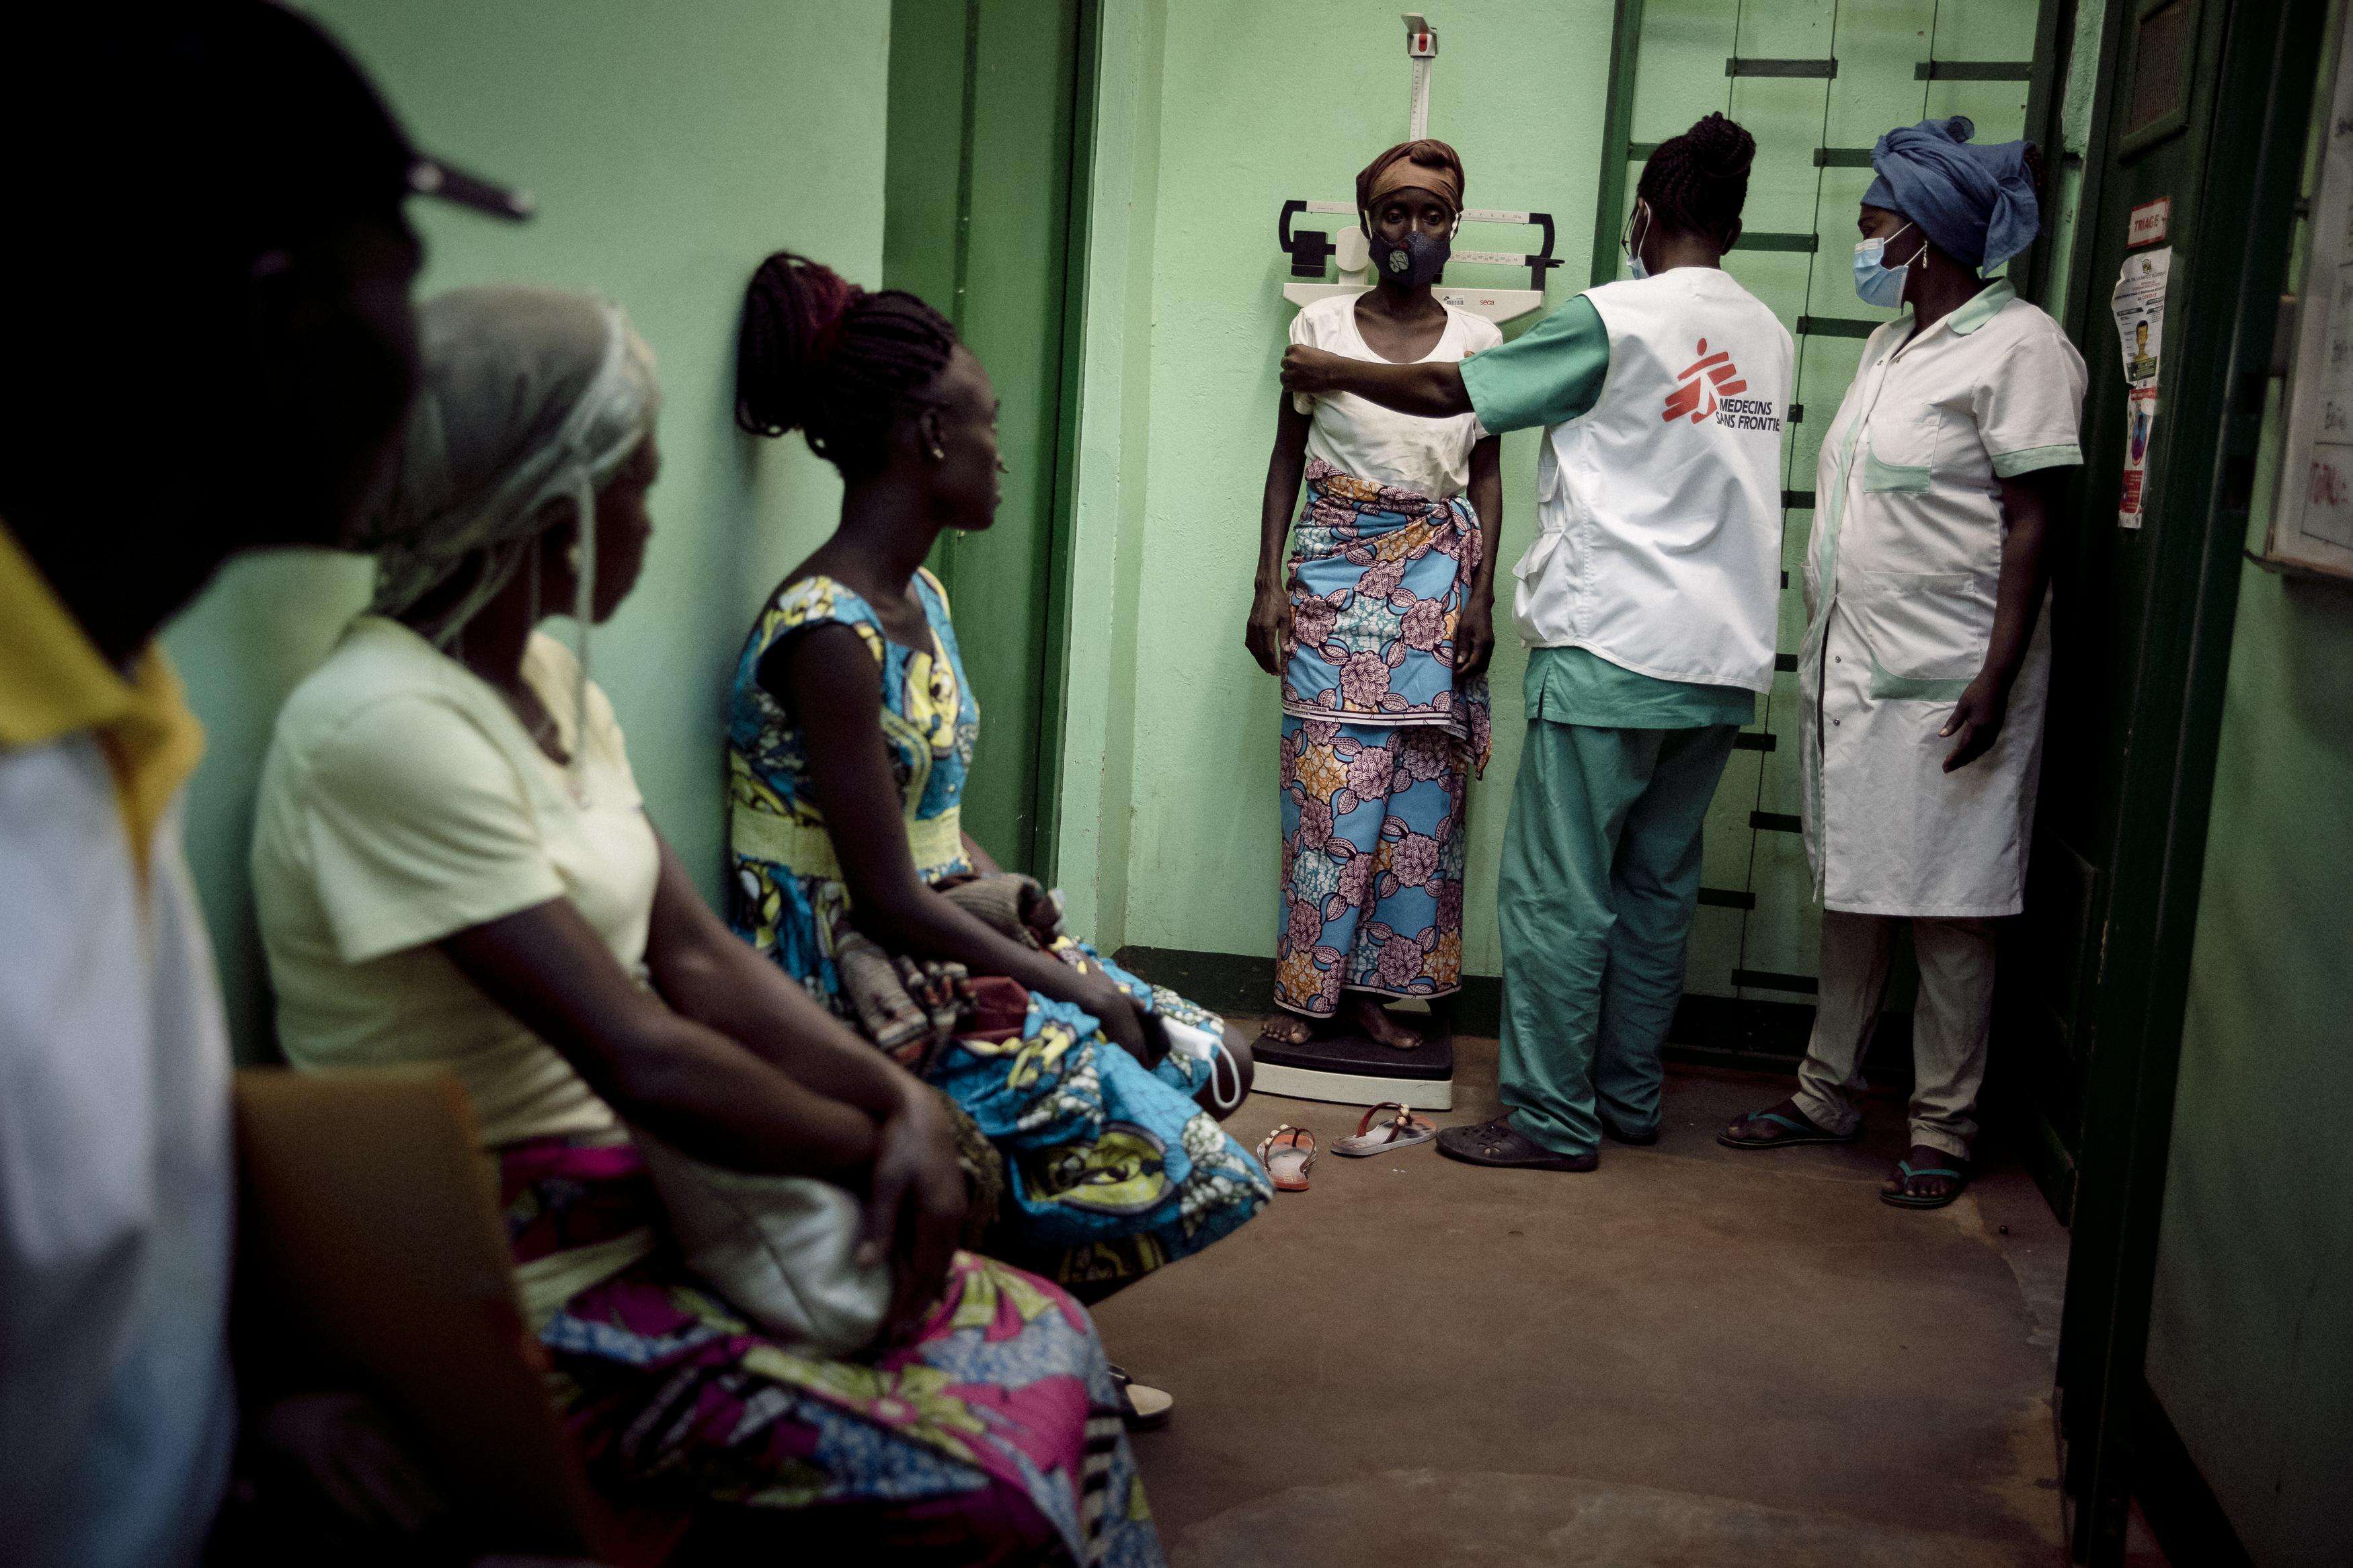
[1247,138,1503,1057]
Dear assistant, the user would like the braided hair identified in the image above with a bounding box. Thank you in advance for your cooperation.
[735,251,959,474]
[1636,112,1757,249]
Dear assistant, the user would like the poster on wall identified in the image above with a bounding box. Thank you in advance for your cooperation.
[2110,247,2170,529]
[2269,13,2353,577]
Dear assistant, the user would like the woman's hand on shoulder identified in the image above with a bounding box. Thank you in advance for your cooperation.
[1245,580,1292,677]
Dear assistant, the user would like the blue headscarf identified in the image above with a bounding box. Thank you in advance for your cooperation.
[1862,116,2040,274]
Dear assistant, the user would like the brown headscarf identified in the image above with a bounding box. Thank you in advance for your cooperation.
[1355,138,1465,226]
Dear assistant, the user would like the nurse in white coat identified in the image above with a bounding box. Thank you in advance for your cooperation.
[1721,118,2086,1209]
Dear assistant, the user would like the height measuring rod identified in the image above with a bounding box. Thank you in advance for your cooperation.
[1275,11,1558,323]
[1404,12,1437,138]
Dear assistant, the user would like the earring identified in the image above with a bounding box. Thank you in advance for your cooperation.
[928,444,947,461]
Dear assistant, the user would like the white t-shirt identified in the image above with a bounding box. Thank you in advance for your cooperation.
[253,617,660,1149]
[1288,293,1501,499]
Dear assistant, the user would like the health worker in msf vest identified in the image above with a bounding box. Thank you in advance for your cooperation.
[1282,114,1794,1175]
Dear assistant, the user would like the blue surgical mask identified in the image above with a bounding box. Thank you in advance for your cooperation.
[1853,223,1922,308]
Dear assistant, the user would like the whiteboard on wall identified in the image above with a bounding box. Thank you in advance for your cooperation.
[2270,14,2353,579]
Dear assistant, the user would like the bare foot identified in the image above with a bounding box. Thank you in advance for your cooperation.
[1344,994,1424,1050]
[1256,1013,1315,1048]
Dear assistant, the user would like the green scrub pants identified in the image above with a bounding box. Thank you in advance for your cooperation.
[1496,719,1740,1155]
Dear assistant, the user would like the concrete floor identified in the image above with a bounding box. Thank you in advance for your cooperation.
[1092,1031,2093,1568]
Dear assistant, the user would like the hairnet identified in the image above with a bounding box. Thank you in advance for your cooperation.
[1862,116,2040,274]
[364,285,657,646]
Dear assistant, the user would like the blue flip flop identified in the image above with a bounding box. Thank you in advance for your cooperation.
[1880,1158,1970,1208]
[1717,1108,1858,1151]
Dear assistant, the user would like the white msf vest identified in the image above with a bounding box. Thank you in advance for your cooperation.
[1510,267,1794,693]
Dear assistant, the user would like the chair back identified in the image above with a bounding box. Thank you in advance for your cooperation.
[233,1066,616,1557]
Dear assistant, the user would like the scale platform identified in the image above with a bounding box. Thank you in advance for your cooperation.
[1253,1028,1454,1111]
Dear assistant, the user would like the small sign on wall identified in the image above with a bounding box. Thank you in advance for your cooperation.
[2111,247,2171,529]
[2269,16,2353,577]
[2128,197,2171,247]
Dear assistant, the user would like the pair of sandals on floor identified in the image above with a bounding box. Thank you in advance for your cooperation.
[1719,1099,1971,1209]
[1254,1102,1437,1191]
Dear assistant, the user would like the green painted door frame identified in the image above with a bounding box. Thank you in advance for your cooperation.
[1587,0,1648,291]
[2041,0,2325,1558]
[884,0,1098,879]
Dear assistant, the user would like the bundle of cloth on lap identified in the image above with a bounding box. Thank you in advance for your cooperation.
[829,873,1251,1274]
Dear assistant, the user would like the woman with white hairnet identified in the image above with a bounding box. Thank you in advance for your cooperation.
[251,286,1167,1564]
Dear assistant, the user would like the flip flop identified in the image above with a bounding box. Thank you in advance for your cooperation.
[1717,1107,1860,1151]
[1256,1124,1317,1191]
[1880,1157,1971,1209]
[1107,1364,1173,1431]
[1332,1101,1437,1157]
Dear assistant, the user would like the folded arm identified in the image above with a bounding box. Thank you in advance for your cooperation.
[641,828,927,1123]
[762,623,1155,1057]
[439,899,879,1180]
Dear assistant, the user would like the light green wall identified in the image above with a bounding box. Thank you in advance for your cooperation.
[2146,20,2353,1553]
[1057,0,1621,967]
[1054,0,1170,944]
[162,0,891,1059]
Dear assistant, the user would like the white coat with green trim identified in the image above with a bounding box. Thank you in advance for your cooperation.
[1798,281,2087,917]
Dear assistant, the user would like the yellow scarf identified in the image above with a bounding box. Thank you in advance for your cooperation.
[0,523,204,880]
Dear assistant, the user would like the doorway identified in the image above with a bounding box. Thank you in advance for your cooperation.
[2007,0,2323,1557]
[883,0,1096,876]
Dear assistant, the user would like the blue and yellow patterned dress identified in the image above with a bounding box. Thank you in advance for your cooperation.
[726,569,1268,1296]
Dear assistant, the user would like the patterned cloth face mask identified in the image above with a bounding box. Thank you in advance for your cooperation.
[1369,227,1451,291]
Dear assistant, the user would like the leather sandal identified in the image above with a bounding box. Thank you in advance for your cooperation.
[1332,1101,1437,1157]
[1256,1124,1317,1190]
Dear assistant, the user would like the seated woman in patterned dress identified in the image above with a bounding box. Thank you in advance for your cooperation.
[725,253,1271,1324]
[252,286,1164,1567]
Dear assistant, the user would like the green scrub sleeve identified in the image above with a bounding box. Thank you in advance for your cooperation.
[1458,294,1612,436]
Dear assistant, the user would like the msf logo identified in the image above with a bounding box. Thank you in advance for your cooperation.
[1663,338,1747,424]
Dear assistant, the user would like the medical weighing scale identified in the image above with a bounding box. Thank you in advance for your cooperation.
[1252,1010,1459,1112]
[1254,13,1552,1113]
